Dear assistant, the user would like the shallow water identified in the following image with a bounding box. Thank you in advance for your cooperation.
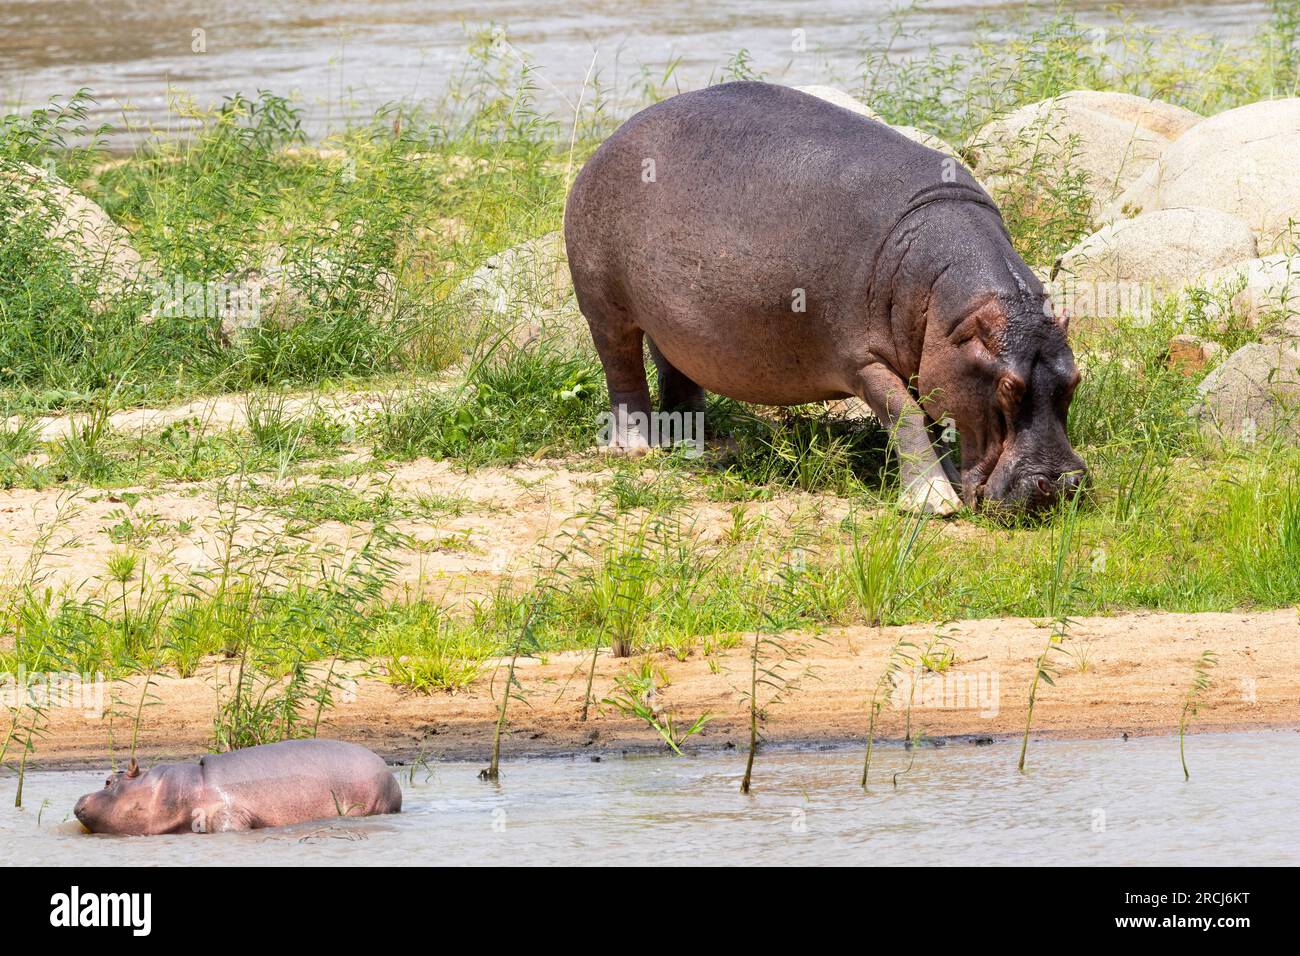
[0,0,1273,142]
[3,732,1297,865]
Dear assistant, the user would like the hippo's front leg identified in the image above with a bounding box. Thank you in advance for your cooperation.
[856,364,962,516]
[927,418,963,488]
[189,800,254,833]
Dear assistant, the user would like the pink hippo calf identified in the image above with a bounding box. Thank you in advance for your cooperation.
[74,739,402,835]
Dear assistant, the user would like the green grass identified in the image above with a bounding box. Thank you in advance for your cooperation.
[370,345,604,466]
[0,412,350,491]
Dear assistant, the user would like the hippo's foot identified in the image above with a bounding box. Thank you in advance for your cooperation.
[603,439,652,458]
[898,474,962,517]
[600,399,655,457]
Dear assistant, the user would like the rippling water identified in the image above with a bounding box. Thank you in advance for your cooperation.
[3,732,1297,865]
[0,0,1274,142]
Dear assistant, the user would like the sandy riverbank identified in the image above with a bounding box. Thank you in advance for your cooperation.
[18,607,1298,770]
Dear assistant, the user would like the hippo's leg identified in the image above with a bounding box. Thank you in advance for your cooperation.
[855,364,962,516]
[190,800,253,833]
[926,419,962,488]
[646,337,706,415]
[585,304,653,455]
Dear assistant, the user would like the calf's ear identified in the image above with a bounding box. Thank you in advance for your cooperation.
[127,757,140,778]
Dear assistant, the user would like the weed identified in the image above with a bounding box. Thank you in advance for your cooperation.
[1179,650,1219,781]
[601,659,710,754]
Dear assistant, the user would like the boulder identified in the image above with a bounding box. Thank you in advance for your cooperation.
[1054,206,1257,288]
[450,231,595,358]
[146,245,397,343]
[1168,334,1224,374]
[2,160,150,298]
[492,302,591,355]
[965,92,1180,216]
[454,230,570,321]
[1186,254,1300,332]
[793,86,883,121]
[825,397,876,421]
[1054,91,1201,141]
[235,248,396,340]
[1103,98,1300,251]
[1193,342,1300,444]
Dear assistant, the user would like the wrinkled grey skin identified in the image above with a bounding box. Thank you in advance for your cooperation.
[564,81,1087,514]
[74,739,402,835]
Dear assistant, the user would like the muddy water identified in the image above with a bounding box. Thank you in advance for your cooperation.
[3,732,1297,865]
[0,0,1273,143]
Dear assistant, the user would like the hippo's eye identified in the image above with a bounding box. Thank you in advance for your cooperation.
[995,373,1025,411]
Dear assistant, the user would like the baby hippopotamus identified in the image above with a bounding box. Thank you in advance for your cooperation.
[565,81,1088,514]
[74,739,402,835]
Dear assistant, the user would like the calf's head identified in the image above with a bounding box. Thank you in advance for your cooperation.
[74,758,186,835]
[917,261,1087,513]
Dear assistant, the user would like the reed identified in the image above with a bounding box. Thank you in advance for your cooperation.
[1179,650,1219,781]
[740,554,820,794]
[1018,485,1085,773]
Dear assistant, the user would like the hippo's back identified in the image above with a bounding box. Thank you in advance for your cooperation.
[201,739,401,827]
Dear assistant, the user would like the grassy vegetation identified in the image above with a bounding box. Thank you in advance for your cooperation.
[1,7,1299,765]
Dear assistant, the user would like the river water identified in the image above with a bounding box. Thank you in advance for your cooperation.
[0,0,1274,143]
[3,732,1297,865]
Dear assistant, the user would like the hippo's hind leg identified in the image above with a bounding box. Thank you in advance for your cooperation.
[646,336,708,454]
[855,363,962,516]
[581,297,654,455]
[646,337,706,415]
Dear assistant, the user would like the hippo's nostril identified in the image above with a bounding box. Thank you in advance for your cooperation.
[1034,475,1053,499]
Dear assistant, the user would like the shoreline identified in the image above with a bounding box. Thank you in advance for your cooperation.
[15,607,1299,771]
[16,726,1300,774]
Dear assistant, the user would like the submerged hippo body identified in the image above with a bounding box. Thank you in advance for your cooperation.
[565,81,1086,513]
[74,739,401,835]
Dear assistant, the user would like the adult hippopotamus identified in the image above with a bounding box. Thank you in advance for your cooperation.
[73,739,401,835]
[564,81,1087,513]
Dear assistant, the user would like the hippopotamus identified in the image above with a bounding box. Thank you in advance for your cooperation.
[564,81,1087,513]
[73,739,401,835]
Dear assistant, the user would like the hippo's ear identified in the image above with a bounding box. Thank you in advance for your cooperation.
[126,757,140,778]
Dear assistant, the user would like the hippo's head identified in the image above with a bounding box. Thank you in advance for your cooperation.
[917,255,1087,514]
[74,758,185,835]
